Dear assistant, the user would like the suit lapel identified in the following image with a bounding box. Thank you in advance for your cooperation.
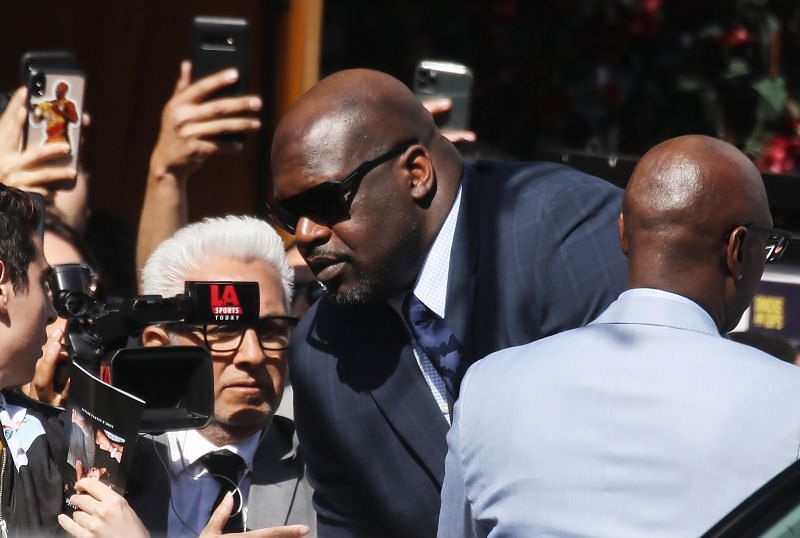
[364,166,481,485]
[246,421,302,529]
[369,341,450,485]
[445,163,480,363]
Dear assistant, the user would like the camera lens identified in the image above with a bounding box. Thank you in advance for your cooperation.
[32,73,46,97]
[416,69,437,93]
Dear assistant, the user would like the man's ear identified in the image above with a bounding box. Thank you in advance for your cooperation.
[618,213,629,257]
[726,226,746,282]
[0,260,11,317]
[403,146,436,202]
[142,325,171,347]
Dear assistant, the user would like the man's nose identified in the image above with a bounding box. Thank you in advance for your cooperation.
[294,215,333,246]
[233,328,266,366]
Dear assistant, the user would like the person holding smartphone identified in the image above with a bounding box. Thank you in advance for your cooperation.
[0,87,76,190]
[136,61,262,278]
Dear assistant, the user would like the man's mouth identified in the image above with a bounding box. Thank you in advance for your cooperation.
[224,380,265,393]
[306,255,348,283]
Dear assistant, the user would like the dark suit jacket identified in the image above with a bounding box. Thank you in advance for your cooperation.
[125,416,316,536]
[290,160,628,537]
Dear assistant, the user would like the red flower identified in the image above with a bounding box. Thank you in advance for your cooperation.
[640,0,662,16]
[717,26,753,48]
[757,135,800,174]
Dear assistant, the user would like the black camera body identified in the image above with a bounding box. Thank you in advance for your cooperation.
[50,264,260,433]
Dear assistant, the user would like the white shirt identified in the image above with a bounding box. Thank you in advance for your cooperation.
[0,393,47,471]
[165,428,261,537]
[390,185,462,424]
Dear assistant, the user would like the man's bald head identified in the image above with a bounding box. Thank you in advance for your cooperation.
[621,135,772,331]
[272,69,442,189]
[269,69,463,304]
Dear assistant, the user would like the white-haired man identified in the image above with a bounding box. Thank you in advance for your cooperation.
[124,216,314,537]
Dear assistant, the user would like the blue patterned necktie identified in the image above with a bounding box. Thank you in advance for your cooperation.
[403,293,467,399]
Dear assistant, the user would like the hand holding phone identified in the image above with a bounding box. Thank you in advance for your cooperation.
[23,66,85,189]
[148,60,262,183]
[0,86,75,190]
[147,16,257,181]
[414,61,474,133]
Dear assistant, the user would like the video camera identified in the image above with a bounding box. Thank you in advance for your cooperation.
[49,264,260,433]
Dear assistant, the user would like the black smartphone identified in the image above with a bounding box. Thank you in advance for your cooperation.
[413,60,474,131]
[24,67,85,185]
[191,16,249,98]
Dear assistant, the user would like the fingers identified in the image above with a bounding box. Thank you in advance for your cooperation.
[174,60,192,95]
[5,166,77,189]
[68,491,102,516]
[58,513,91,538]
[0,88,28,150]
[179,117,260,139]
[185,95,261,124]
[58,376,72,404]
[31,327,64,395]
[441,129,477,143]
[8,87,29,129]
[175,68,239,104]
[256,525,311,537]
[74,477,115,499]
[202,491,234,536]
[422,97,452,115]
[230,525,311,538]
[19,142,73,163]
[7,87,27,112]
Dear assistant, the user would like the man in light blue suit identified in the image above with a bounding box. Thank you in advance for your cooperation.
[438,135,799,538]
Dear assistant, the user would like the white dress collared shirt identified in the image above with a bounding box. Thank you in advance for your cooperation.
[390,185,462,424]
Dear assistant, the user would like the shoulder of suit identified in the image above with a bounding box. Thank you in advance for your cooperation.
[464,159,620,195]
[461,325,588,386]
[257,416,297,459]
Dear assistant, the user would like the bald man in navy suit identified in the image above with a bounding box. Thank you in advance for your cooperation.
[268,69,628,537]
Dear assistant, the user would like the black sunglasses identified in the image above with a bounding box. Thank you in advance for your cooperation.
[725,223,792,263]
[267,142,415,234]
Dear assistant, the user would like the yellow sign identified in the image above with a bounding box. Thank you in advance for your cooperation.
[752,295,785,330]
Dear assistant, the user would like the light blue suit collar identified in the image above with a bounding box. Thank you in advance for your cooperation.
[591,288,721,337]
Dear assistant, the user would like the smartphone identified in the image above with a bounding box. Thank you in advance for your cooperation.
[24,67,85,183]
[191,16,249,97]
[413,60,474,131]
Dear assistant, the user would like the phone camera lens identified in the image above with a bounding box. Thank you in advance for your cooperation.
[417,69,437,92]
[32,74,46,97]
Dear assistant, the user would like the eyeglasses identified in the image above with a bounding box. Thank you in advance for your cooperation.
[725,223,792,263]
[167,316,299,352]
[266,142,415,234]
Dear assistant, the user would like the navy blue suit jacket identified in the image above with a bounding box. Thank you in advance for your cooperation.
[290,160,628,537]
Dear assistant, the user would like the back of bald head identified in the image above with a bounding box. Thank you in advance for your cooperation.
[272,69,443,168]
[622,135,769,267]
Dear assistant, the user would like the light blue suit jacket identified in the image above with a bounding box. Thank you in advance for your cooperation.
[438,290,800,538]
